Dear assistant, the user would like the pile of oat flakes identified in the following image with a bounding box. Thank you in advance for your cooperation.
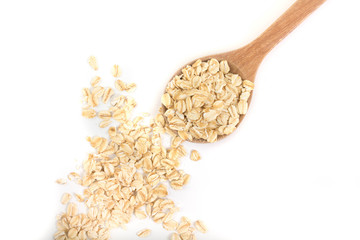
[54,57,208,240]
[162,58,254,142]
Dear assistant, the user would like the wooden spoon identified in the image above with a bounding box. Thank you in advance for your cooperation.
[164,0,326,143]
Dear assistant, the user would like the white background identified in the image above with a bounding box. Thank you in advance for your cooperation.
[0,0,359,239]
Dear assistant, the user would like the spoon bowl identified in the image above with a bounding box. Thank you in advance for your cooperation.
[163,57,250,143]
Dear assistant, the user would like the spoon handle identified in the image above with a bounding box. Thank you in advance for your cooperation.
[234,0,326,80]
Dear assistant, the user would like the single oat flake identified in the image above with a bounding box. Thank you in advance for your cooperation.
[56,178,66,185]
[137,229,151,238]
[88,56,98,71]
[91,76,101,87]
[112,64,122,78]
[190,150,201,161]
[170,233,181,240]
[82,108,96,119]
[194,220,207,233]
[60,193,71,205]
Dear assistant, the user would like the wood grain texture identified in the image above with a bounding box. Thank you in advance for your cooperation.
[221,0,327,81]
[166,0,326,143]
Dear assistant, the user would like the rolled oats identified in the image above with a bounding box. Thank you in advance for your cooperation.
[137,229,151,238]
[60,193,71,205]
[82,109,96,119]
[55,58,207,240]
[88,56,98,70]
[111,64,121,78]
[99,119,112,128]
[194,220,207,233]
[102,88,114,104]
[91,76,101,87]
[67,228,78,238]
[177,218,191,234]
[163,59,254,142]
[163,219,178,231]
[170,233,181,240]
[190,150,201,161]
[56,178,67,185]
[74,193,84,202]
[135,209,147,219]
[238,100,248,115]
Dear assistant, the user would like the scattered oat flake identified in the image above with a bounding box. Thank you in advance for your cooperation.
[190,150,201,161]
[163,220,178,231]
[135,209,147,219]
[137,229,151,238]
[88,56,98,70]
[102,88,114,104]
[99,119,112,128]
[112,64,122,77]
[66,202,78,216]
[180,232,192,240]
[177,220,190,234]
[74,193,84,202]
[68,228,78,238]
[114,79,126,91]
[183,174,191,185]
[60,193,71,205]
[170,233,181,240]
[194,220,207,233]
[56,178,66,185]
[67,172,80,181]
[91,76,101,87]
[82,109,96,119]
[126,82,137,92]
